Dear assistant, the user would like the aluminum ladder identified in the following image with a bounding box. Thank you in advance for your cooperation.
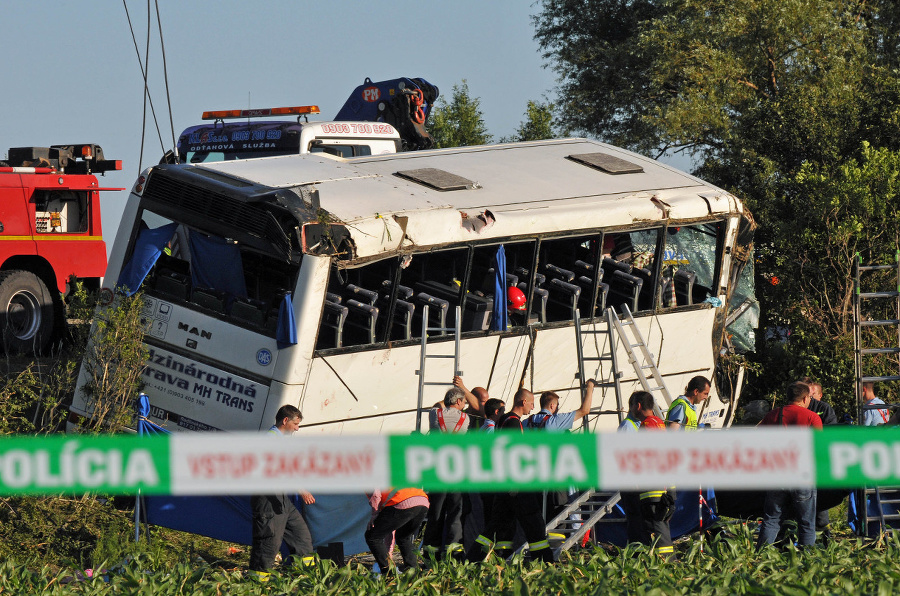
[510,490,626,559]
[414,305,462,432]
[573,307,626,426]
[852,251,900,535]
[608,304,673,410]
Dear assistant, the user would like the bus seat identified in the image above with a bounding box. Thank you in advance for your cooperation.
[514,267,546,287]
[326,292,342,304]
[547,278,581,321]
[391,299,415,341]
[462,292,492,331]
[607,270,642,313]
[518,282,548,324]
[597,282,609,313]
[319,300,349,349]
[230,297,267,327]
[544,263,575,283]
[345,284,378,305]
[345,299,379,345]
[413,292,449,335]
[380,280,414,301]
[674,269,697,306]
[574,259,594,277]
[630,267,654,310]
[192,287,226,314]
[602,256,632,277]
[414,281,460,306]
[155,270,190,301]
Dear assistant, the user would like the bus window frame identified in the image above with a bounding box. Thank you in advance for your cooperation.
[312,219,729,357]
[125,204,302,338]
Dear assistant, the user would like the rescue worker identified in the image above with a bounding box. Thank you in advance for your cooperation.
[366,487,429,574]
[467,388,555,563]
[423,387,468,557]
[617,391,656,545]
[638,400,676,559]
[524,381,595,523]
[507,285,528,326]
[248,405,315,578]
[665,376,711,430]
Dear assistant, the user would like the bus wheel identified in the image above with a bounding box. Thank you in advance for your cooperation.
[0,270,55,354]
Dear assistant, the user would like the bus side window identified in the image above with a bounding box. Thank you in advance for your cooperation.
[319,258,399,349]
[659,222,723,308]
[602,229,662,314]
[468,241,536,330]
[398,248,468,337]
[535,235,602,323]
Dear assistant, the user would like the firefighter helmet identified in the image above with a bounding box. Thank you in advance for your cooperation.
[507,286,527,311]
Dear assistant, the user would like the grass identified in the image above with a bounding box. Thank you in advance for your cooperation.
[0,509,897,595]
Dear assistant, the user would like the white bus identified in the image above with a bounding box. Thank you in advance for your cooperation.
[70,138,755,434]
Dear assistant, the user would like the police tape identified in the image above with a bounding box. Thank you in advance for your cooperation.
[0,427,896,496]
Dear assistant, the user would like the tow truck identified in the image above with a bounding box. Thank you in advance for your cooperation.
[166,77,439,164]
[0,144,122,353]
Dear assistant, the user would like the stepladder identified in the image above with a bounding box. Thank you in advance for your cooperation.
[607,304,673,415]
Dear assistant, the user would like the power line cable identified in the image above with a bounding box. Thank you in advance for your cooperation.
[154,0,179,164]
[122,0,165,173]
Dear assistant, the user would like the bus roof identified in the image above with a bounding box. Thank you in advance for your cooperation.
[168,138,745,262]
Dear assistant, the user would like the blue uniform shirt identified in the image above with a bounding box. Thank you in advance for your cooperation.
[863,397,890,426]
[524,408,577,431]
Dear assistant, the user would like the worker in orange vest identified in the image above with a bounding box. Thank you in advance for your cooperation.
[366,488,430,573]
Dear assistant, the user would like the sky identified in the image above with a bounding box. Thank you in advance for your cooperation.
[0,1,560,252]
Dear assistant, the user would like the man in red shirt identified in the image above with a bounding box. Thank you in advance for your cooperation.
[756,382,822,549]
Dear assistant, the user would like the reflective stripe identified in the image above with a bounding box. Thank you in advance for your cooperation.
[656,546,674,554]
[666,397,698,430]
[640,490,666,500]
[474,535,493,548]
[300,556,315,565]
[495,541,513,550]
[529,539,550,551]
[437,408,468,433]
[446,543,464,553]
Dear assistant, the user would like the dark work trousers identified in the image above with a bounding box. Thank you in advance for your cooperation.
[423,492,463,551]
[365,505,428,571]
[620,491,647,544]
[249,494,313,571]
[467,491,553,562]
[639,497,675,557]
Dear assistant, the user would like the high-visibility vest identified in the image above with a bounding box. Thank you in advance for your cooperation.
[383,488,428,507]
[667,397,698,430]
[436,408,468,432]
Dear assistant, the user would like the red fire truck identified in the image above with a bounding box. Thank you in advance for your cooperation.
[0,144,121,353]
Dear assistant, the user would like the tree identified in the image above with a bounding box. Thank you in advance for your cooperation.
[428,80,493,148]
[504,100,557,142]
[534,0,900,413]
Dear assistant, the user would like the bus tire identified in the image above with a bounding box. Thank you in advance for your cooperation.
[0,270,56,354]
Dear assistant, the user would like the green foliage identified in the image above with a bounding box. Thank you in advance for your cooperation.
[77,292,148,433]
[534,0,900,415]
[428,81,493,148]
[2,523,900,594]
[503,100,557,143]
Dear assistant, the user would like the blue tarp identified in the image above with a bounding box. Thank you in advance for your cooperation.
[189,232,247,299]
[136,395,369,555]
[490,245,508,331]
[117,223,177,296]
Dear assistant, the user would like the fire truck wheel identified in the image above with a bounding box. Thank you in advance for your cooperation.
[0,270,55,354]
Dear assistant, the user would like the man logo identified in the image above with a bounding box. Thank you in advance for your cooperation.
[178,322,212,340]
